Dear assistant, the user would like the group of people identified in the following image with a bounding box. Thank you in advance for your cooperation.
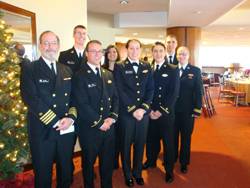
[20,25,203,188]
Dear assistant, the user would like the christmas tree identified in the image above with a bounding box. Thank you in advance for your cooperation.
[0,12,30,180]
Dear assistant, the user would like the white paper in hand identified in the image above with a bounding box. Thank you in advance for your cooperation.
[60,124,75,135]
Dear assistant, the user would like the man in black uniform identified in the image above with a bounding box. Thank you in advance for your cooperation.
[166,34,178,65]
[72,40,119,188]
[114,39,154,187]
[58,25,87,180]
[143,42,179,183]
[20,31,77,188]
[174,46,203,174]
[58,25,87,73]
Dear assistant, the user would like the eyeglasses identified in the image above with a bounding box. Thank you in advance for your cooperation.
[75,32,87,36]
[87,50,104,55]
[42,41,58,46]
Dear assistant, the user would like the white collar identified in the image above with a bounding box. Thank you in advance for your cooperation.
[154,60,165,70]
[42,56,56,67]
[128,57,139,65]
[179,63,188,70]
[74,47,84,56]
[167,53,175,58]
[87,62,100,74]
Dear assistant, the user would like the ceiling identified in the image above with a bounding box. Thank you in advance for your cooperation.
[87,0,250,46]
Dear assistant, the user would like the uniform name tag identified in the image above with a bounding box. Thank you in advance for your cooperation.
[142,70,148,73]
[39,79,49,83]
[125,70,133,74]
[66,61,75,64]
[162,74,168,77]
[88,83,96,88]
[63,77,71,80]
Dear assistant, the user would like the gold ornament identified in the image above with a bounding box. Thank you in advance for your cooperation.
[0,143,4,149]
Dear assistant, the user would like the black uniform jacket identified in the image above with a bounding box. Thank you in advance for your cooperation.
[72,63,119,134]
[20,57,77,140]
[58,47,86,73]
[151,61,180,115]
[114,59,154,115]
[175,64,203,116]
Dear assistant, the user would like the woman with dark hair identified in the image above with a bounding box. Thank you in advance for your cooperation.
[102,44,120,71]
[102,44,121,169]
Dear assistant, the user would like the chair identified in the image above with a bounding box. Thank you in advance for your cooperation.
[202,84,215,117]
[218,77,234,103]
[210,73,220,87]
[230,83,246,107]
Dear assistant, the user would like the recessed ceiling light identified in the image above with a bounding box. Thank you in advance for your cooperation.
[194,11,202,14]
[120,0,128,5]
[132,32,138,36]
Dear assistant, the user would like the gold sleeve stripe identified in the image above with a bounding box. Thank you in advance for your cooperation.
[111,112,118,118]
[194,108,202,113]
[142,103,150,109]
[41,112,56,124]
[69,107,77,118]
[91,117,102,128]
[160,106,169,114]
[128,105,136,112]
[43,114,56,125]
[40,110,56,122]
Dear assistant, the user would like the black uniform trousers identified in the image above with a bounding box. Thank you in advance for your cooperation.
[120,114,149,179]
[114,120,122,168]
[78,129,115,188]
[29,131,75,188]
[174,112,195,165]
[146,113,175,175]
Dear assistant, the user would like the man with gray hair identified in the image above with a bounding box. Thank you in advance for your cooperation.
[20,31,77,188]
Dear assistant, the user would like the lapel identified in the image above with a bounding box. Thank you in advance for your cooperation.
[124,59,135,74]
[54,63,63,91]
[70,47,80,63]
[100,68,108,99]
[84,63,102,91]
[181,64,191,79]
[39,57,55,80]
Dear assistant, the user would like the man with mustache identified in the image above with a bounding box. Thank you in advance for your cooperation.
[20,31,77,188]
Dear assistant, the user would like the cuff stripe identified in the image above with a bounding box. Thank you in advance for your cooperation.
[91,117,102,128]
[142,103,150,110]
[43,114,56,125]
[160,106,169,114]
[128,105,136,112]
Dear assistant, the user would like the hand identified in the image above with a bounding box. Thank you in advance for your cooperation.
[104,117,114,126]
[99,121,110,131]
[133,108,146,121]
[56,117,73,131]
[154,110,162,118]
[150,111,159,120]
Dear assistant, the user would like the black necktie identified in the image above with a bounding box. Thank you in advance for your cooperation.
[169,56,173,64]
[96,67,100,77]
[155,64,160,72]
[79,53,82,61]
[180,67,184,77]
[51,63,56,77]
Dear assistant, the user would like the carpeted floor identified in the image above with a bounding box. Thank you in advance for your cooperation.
[1,87,250,188]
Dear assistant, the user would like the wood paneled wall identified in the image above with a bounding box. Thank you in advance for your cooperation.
[167,27,201,66]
